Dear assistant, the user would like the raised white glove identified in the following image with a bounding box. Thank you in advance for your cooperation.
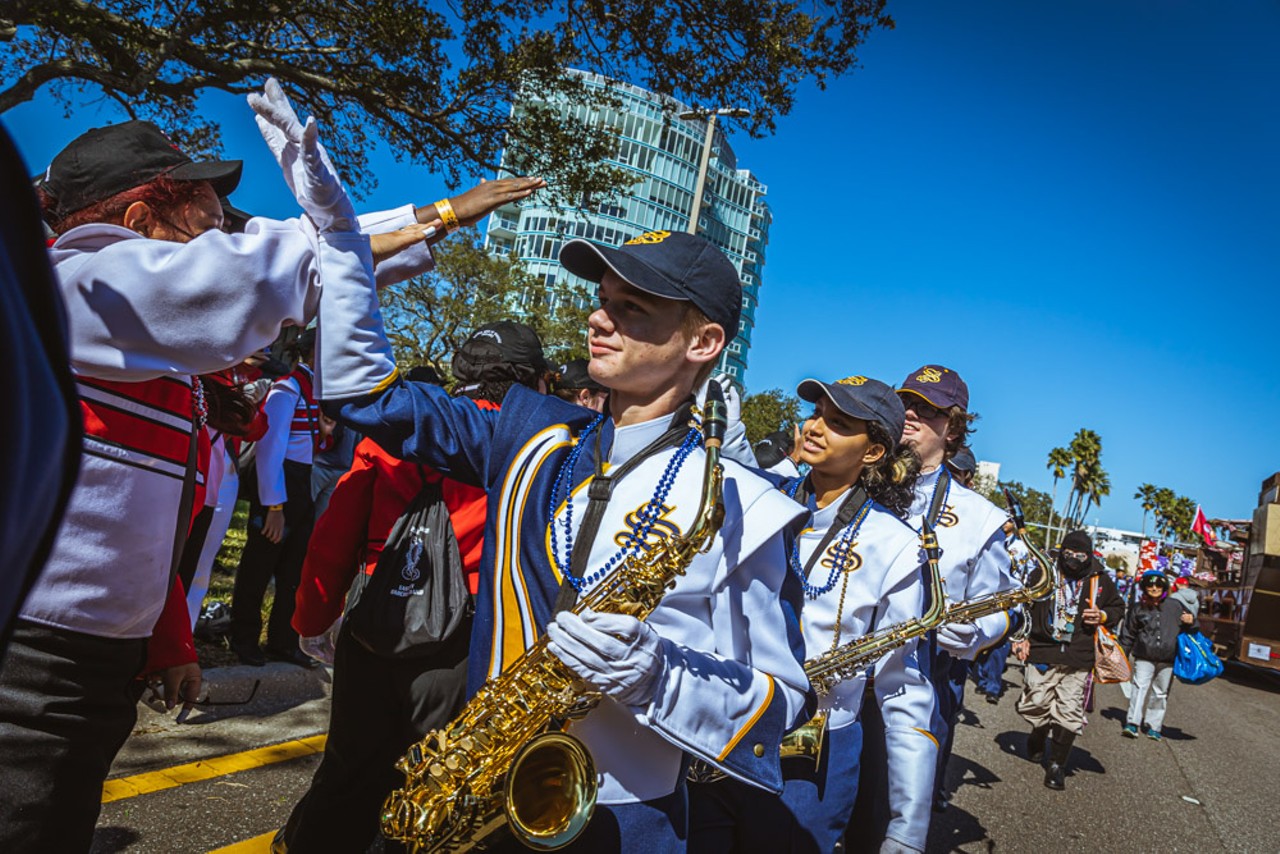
[697,373,741,423]
[546,609,666,707]
[247,78,356,233]
[936,622,979,655]
[298,616,342,666]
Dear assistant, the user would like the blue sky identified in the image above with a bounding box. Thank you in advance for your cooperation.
[6,1,1278,532]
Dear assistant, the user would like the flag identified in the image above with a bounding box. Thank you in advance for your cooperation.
[1191,505,1215,547]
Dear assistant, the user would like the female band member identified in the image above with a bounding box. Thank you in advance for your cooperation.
[690,375,937,854]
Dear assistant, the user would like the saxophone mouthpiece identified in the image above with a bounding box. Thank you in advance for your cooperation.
[702,380,727,447]
[1001,487,1027,532]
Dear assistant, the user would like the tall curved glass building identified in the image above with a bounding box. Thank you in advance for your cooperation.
[484,71,771,385]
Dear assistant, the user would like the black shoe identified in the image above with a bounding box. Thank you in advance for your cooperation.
[1044,762,1066,790]
[1044,728,1076,790]
[265,646,320,669]
[231,640,266,667]
[985,692,1000,705]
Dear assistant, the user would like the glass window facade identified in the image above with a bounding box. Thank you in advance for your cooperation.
[484,70,771,385]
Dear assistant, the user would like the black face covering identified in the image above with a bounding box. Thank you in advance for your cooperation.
[1059,553,1092,580]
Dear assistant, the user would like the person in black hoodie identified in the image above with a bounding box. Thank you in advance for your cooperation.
[1011,530,1124,790]
[1118,570,1194,741]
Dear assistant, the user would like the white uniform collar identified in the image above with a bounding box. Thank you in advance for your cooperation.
[608,413,677,467]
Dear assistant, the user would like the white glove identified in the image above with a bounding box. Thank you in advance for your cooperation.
[936,622,979,655]
[546,610,666,707]
[247,78,356,233]
[697,373,741,423]
[298,616,342,666]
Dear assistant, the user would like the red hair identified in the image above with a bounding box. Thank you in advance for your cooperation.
[38,175,206,234]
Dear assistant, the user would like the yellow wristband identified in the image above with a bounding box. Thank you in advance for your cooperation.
[435,198,460,233]
[266,504,284,511]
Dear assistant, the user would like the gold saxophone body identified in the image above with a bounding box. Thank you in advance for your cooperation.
[380,389,729,853]
[779,521,948,763]
[935,487,1057,632]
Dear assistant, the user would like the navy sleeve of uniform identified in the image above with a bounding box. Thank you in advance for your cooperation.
[328,379,499,488]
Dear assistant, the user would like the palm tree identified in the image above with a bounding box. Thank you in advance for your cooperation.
[1153,486,1176,541]
[1064,429,1103,529]
[1044,446,1072,547]
[1135,483,1158,538]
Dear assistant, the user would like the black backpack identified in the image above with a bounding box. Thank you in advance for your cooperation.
[345,475,472,658]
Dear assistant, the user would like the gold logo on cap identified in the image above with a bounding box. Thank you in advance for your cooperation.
[916,367,944,383]
[625,230,671,245]
[836,376,868,386]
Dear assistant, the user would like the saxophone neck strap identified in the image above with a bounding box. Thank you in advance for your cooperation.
[555,401,696,613]
[796,480,870,581]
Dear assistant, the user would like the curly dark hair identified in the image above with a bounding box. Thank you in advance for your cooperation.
[861,421,923,519]
[944,405,979,457]
[199,376,258,437]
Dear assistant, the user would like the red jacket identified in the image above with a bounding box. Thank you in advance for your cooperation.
[292,399,494,637]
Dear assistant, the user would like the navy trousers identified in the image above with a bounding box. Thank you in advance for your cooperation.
[973,641,1011,696]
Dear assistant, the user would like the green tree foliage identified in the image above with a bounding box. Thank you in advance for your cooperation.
[741,388,802,446]
[984,480,1055,535]
[1145,486,1198,544]
[3,0,893,198]
[380,230,589,377]
[1134,483,1159,537]
[1060,428,1110,529]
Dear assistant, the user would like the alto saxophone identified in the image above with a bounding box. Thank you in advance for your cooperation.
[779,520,948,763]
[380,386,729,853]
[935,486,1056,632]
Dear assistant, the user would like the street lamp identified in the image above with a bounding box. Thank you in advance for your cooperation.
[676,107,751,235]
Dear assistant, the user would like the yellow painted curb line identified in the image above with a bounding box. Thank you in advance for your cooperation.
[101,734,327,804]
[207,829,278,853]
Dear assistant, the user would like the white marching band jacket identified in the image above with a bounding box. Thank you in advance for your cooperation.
[792,489,939,851]
[24,207,430,665]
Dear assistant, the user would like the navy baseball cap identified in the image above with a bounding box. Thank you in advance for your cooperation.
[559,230,742,335]
[947,446,977,474]
[453,320,549,383]
[797,375,906,451]
[898,364,969,411]
[41,120,242,220]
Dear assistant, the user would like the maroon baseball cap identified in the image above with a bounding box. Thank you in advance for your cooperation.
[40,120,242,220]
[898,365,969,411]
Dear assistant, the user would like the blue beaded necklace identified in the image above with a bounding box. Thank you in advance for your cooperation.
[549,415,702,593]
[789,495,873,599]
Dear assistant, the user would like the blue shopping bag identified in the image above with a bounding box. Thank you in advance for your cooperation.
[1174,631,1224,685]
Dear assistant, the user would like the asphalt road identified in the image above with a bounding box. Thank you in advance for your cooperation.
[92,659,1280,853]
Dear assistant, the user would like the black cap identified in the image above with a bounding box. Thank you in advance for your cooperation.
[1061,530,1093,554]
[219,197,254,233]
[797,375,906,451]
[555,358,606,392]
[559,230,742,335]
[947,446,977,474]
[452,321,549,383]
[41,120,242,220]
[898,364,969,411]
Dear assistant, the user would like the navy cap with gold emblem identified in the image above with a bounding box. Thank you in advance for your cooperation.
[897,364,969,411]
[797,375,906,451]
[559,230,742,335]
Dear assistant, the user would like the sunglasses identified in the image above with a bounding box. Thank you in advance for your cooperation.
[1061,549,1090,561]
[901,396,944,420]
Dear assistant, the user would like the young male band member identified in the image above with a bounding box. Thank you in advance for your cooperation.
[325,229,810,850]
